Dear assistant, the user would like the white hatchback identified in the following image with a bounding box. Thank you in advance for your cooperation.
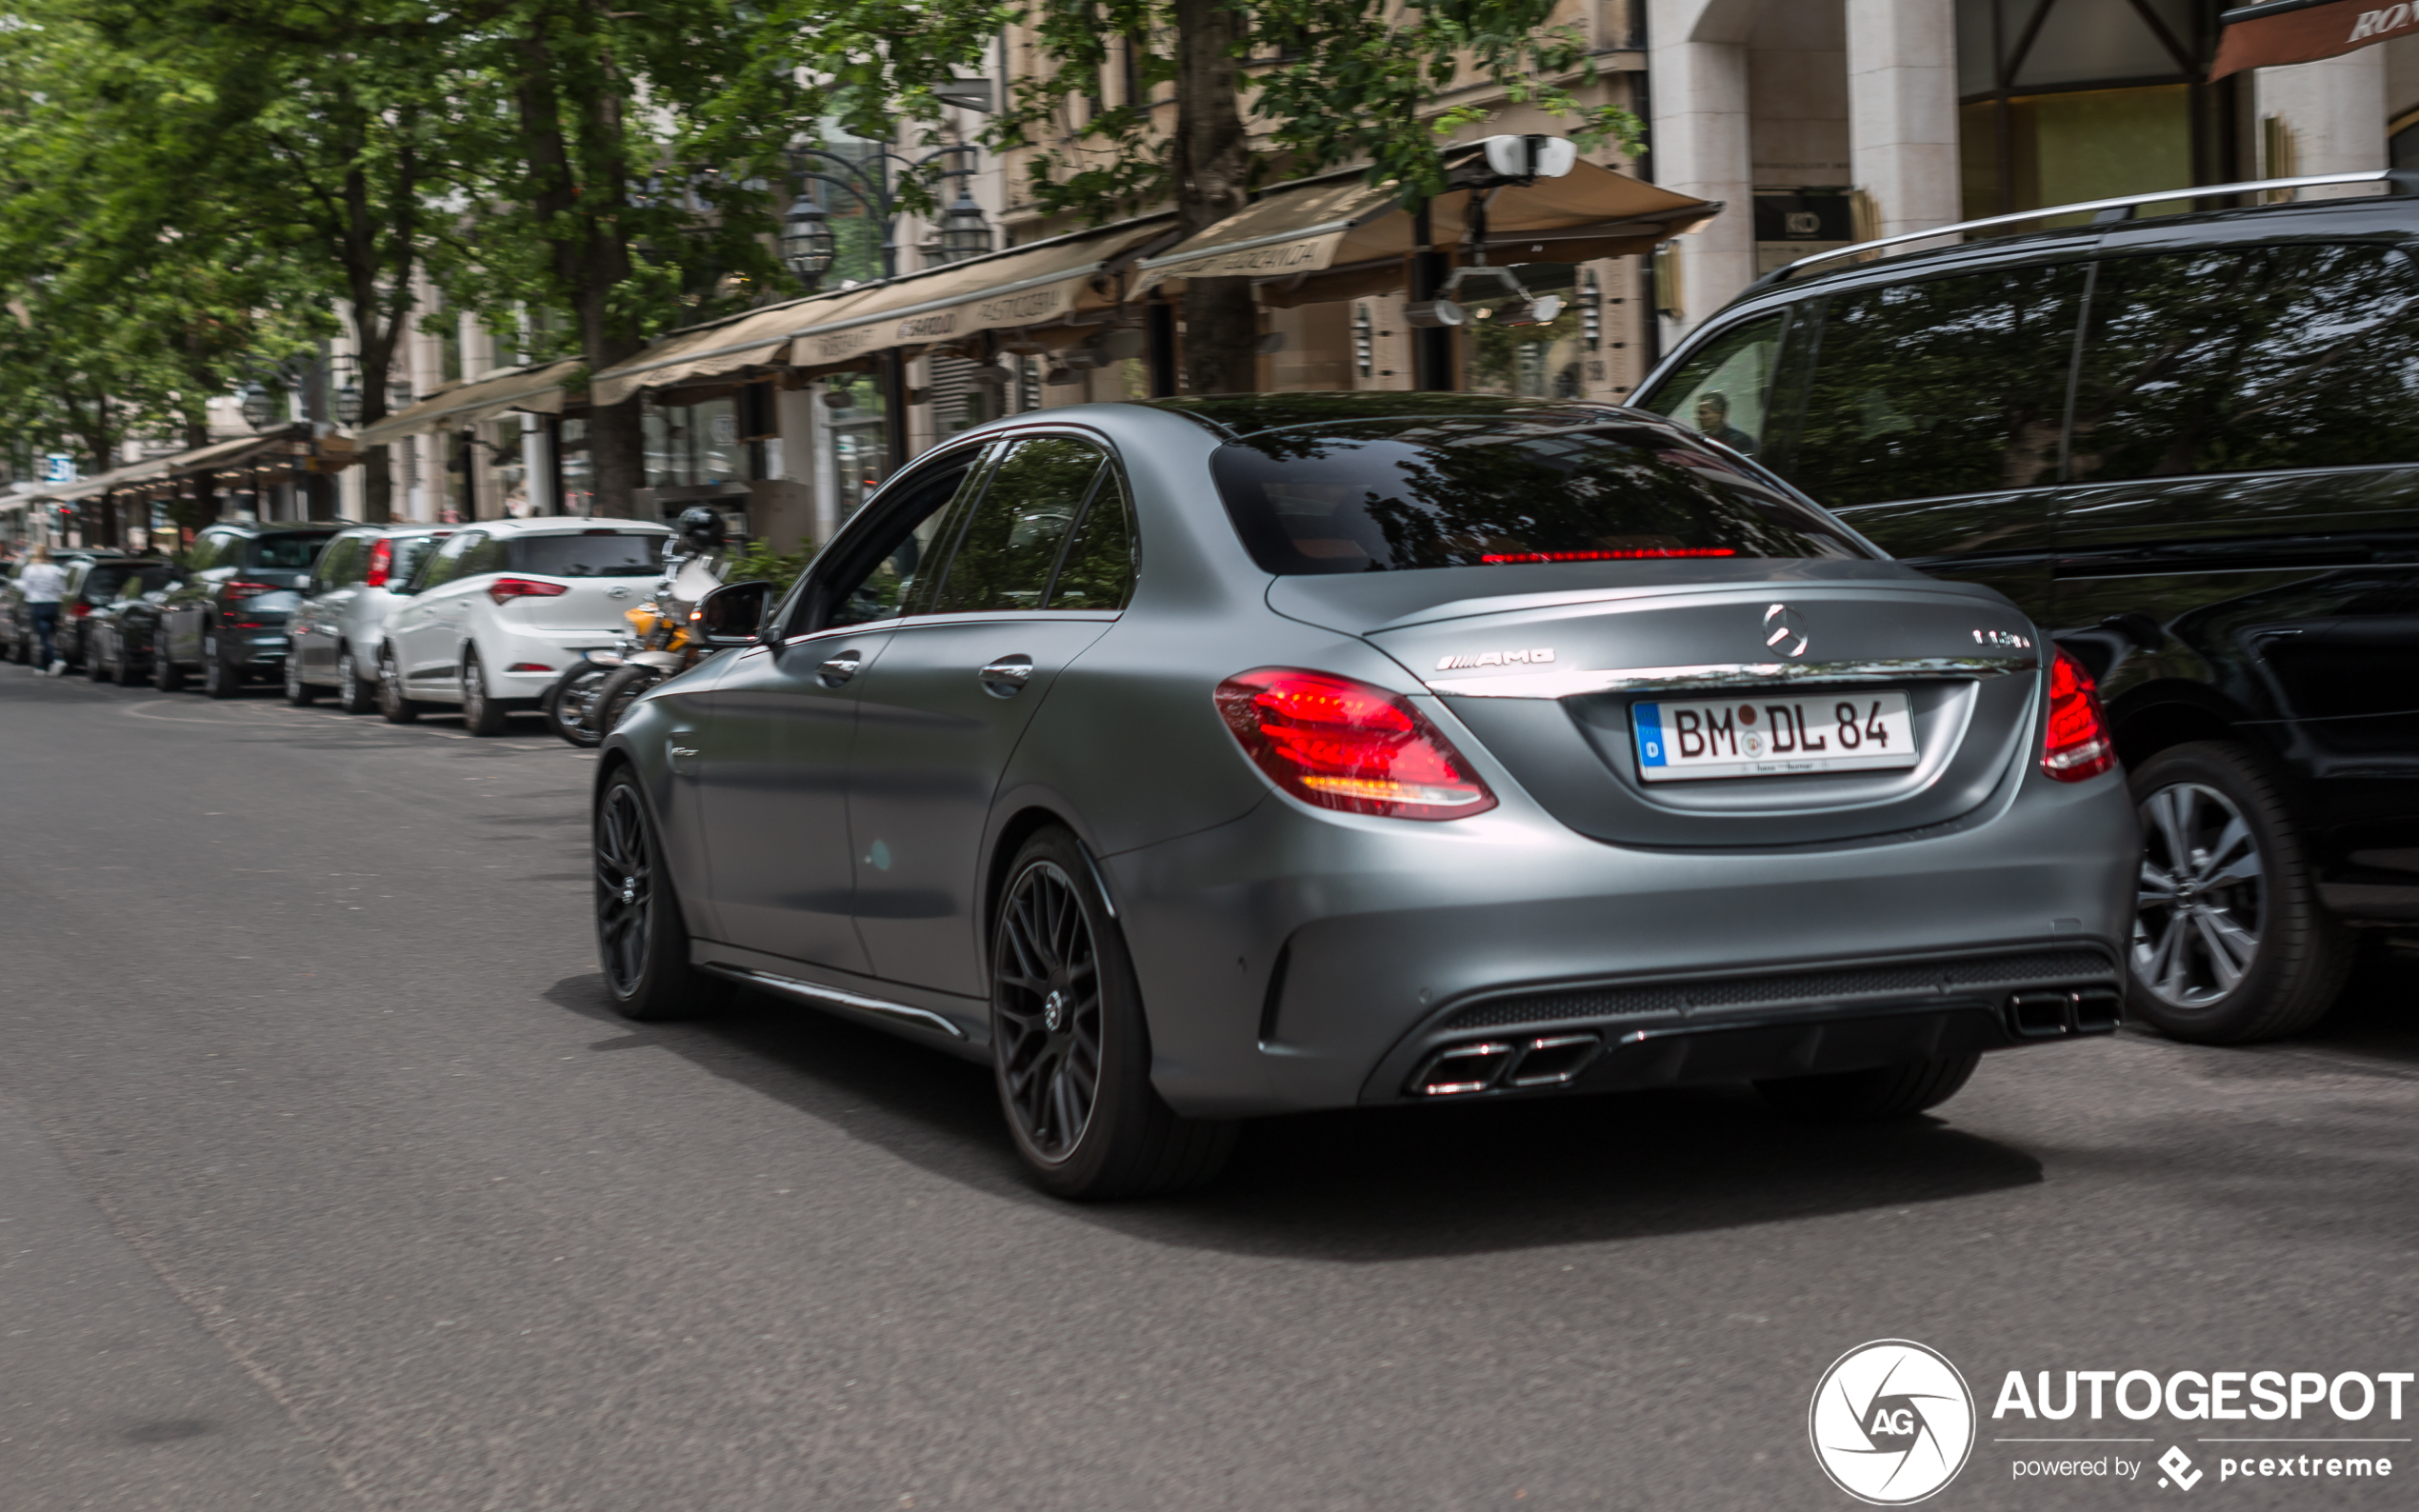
[376,519,671,735]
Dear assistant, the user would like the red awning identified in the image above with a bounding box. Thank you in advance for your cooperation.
[2211,0,2419,80]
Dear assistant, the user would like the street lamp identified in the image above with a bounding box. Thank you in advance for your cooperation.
[333,381,363,428]
[239,380,280,429]
[780,190,836,283]
[936,186,992,264]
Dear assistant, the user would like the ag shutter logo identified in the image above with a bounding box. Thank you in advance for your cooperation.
[1810,1340,1977,1504]
[2157,1445,2204,1490]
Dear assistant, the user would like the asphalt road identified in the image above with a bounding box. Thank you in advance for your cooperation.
[1,662,2414,1512]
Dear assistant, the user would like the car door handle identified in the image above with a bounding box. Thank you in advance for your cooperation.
[978,655,1035,697]
[818,650,863,686]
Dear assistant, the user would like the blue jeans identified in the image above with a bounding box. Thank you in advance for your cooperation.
[28,602,58,666]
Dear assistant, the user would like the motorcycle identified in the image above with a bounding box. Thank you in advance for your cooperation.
[544,508,731,747]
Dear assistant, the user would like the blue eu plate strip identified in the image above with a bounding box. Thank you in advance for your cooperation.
[1634,702,1667,767]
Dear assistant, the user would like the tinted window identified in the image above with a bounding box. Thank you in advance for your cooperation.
[390,533,447,585]
[249,532,337,569]
[1048,467,1136,610]
[313,537,362,590]
[2070,245,2419,480]
[80,564,145,600]
[1210,415,1863,575]
[509,530,664,577]
[930,437,1105,613]
[822,458,981,629]
[456,533,510,578]
[1642,312,1786,457]
[415,531,478,590]
[189,533,238,570]
[1790,264,2086,507]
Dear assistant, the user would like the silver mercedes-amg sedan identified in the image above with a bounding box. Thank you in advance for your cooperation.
[595,394,2138,1199]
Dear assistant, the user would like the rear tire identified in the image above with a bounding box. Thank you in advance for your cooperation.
[2125,741,2349,1044]
[87,639,113,682]
[990,826,1235,1199]
[461,650,509,736]
[542,663,611,747]
[591,663,663,738]
[593,771,731,1022]
[201,631,241,699]
[1754,1051,1981,1122]
[284,649,318,705]
[150,636,184,691]
[376,645,421,724]
[334,647,376,714]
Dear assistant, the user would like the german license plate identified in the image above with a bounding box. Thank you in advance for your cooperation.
[1632,690,1918,782]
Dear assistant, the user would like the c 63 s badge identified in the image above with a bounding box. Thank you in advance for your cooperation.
[1435,647,1554,671]
[1810,1339,1976,1504]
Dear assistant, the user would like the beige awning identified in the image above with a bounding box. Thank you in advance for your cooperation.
[1133,159,1719,307]
[782,218,1176,367]
[355,358,586,447]
[36,453,172,502]
[588,296,859,408]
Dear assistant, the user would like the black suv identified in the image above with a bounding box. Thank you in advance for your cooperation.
[147,521,344,697]
[1635,173,2419,1045]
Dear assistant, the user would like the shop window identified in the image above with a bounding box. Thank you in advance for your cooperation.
[2071,245,2419,481]
[557,417,593,516]
[1792,263,2087,507]
[826,374,888,519]
[642,393,750,488]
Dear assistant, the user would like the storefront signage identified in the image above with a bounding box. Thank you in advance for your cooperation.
[2212,0,2419,78]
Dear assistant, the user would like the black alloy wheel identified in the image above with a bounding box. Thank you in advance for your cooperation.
[593,772,730,1022]
[2125,741,2349,1044]
[201,631,241,699]
[543,663,611,747]
[990,827,1234,1199]
[284,647,318,705]
[334,647,376,714]
[461,650,509,736]
[376,645,420,724]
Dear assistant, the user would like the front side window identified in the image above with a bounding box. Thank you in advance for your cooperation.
[1211,413,1864,575]
[1790,262,2087,507]
[2070,244,2419,480]
[928,437,1108,614]
[1641,312,1787,458]
[818,455,984,630]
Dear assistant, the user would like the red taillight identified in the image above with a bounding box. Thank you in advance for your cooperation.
[364,539,393,587]
[488,577,570,607]
[69,602,90,617]
[2042,647,2115,783]
[1214,667,1497,821]
[226,581,277,599]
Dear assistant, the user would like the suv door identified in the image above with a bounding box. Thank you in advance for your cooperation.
[845,433,1136,997]
[694,450,989,969]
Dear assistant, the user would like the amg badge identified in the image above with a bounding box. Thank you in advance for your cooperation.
[1436,647,1555,671]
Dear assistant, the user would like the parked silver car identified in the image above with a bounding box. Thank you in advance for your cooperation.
[598,396,2142,1200]
[285,526,453,713]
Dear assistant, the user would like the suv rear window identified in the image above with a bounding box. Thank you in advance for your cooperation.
[1210,416,1866,575]
[508,531,664,577]
[249,532,338,569]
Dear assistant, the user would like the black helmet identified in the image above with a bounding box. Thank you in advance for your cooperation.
[674,506,726,552]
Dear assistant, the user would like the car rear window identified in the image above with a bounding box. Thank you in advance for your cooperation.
[508,531,664,577]
[82,564,160,599]
[1210,416,1868,575]
[249,533,338,569]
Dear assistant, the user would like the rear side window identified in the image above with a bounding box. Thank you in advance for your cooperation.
[1048,468,1135,610]
[1210,415,1864,575]
[929,437,1107,613]
[249,532,336,569]
[1790,263,2087,507]
[2070,244,2419,480]
[414,531,478,591]
[509,530,664,577]
[187,533,237,570]
[82,564,142,600]
[1640,312,1786,458]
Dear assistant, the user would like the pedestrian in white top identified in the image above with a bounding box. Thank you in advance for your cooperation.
[15,547,70,674]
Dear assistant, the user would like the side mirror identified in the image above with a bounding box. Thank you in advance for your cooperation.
[694,579,775,648]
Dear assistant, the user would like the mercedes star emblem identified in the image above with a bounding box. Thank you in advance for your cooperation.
[1763,602,1809,659]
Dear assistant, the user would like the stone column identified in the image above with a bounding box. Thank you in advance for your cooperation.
[1845,0,1960,239]
[2258,47,2389,197]
[1648,0,1754,336]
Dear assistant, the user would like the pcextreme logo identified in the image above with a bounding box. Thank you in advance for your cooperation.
[1810,1340,1978,1504]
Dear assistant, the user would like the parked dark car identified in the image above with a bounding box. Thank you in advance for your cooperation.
[1,548,127,665]
[1634,171,2419,1045]
[53,556,174,671]
[143,522,344,697]
[84,564,181,683]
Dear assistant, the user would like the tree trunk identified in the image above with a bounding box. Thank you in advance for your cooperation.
[1172,0,1259,395]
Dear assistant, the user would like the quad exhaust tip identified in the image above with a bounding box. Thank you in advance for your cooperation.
[2006,985,2122,1040]
[1409,1033,1604,1097]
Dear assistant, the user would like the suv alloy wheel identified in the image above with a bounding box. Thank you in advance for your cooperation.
[376,645,420,724]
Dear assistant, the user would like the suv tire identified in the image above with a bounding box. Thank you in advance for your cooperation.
[593,770,732,1022]
[334,646,376,714]
[376,645,421,724]
[461,650,510,736]
[201,631,242,699]
[150,635,184,691]
[2126,741,2349,1044]
[990,826,1236,1200]
[284,649,318,705]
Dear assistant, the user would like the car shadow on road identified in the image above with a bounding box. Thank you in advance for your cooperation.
[543,972,2043,1263]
